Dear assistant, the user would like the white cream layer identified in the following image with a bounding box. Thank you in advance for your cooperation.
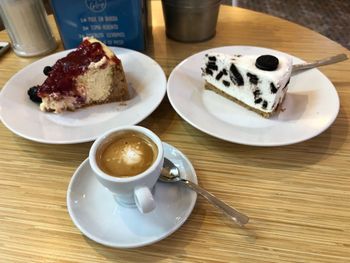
[203,53,292,113]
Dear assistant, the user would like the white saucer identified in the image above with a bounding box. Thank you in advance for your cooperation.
[167,46,340,146]
[67,142,197,248]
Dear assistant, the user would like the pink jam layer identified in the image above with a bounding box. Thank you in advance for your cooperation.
[37,40,120,97]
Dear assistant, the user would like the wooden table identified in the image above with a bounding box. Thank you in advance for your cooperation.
[1,2,350,262]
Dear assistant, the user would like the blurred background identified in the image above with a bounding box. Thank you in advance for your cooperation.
[227,0,349,50]
[1,0,349,50]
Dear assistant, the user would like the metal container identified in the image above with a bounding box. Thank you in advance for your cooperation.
[0,0,56,57]
[161,0,221,42]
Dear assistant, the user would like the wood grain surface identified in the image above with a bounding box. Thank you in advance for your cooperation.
[1,1,350,262]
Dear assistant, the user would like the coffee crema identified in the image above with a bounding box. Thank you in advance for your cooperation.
[96,131,158,177]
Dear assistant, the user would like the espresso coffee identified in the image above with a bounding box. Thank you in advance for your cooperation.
[96,131,158,177]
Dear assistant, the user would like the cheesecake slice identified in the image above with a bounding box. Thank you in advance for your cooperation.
[202,53,292,118]
[31,37,128,113]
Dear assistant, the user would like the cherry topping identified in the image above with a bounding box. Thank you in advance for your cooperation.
[37,40,119,97]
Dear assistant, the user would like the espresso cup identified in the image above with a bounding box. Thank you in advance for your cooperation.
[89,126,164,213]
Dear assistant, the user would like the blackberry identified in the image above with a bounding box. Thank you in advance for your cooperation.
[43,66,53,76]
[27,86,42,103]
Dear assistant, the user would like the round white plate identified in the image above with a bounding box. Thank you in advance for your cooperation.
[167,46,340,146]
[67,142,197,248]
[0,47,166,144]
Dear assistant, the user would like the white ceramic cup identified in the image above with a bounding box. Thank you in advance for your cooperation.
[89,126,164,213]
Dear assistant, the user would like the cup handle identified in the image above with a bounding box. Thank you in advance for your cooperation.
[134,186,155,213]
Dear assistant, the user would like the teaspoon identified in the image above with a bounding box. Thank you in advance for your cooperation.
[292,53,348,74]
[159,158,249,227]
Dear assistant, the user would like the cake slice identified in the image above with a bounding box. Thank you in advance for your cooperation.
[28,37,128,113]
[202,53,292,118]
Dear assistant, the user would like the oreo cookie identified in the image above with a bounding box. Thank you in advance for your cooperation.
[262,100,268,109]
[229,63,244,86]
[215,71,224,80]
[206,61,218,71]
[255,55,279,71]
[270,83,278,94]
[222,80,230,87]
[254,98,262,104]
[247,72,259,85]
[253,89,261,98]
[208,56,217,62]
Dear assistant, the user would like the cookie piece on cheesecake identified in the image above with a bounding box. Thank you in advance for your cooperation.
[202,52,292,118]
[29,37,128,113]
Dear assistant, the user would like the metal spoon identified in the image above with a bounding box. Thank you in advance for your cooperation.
[159,158,249,227]
[292,53,348,74]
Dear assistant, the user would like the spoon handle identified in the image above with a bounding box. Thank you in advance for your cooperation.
[181,180,249,227]
[292,53,348,73]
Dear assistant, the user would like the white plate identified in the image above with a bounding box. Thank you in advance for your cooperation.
[67,142,197,248]
[0,47,166,144]
[167,46,340,146]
